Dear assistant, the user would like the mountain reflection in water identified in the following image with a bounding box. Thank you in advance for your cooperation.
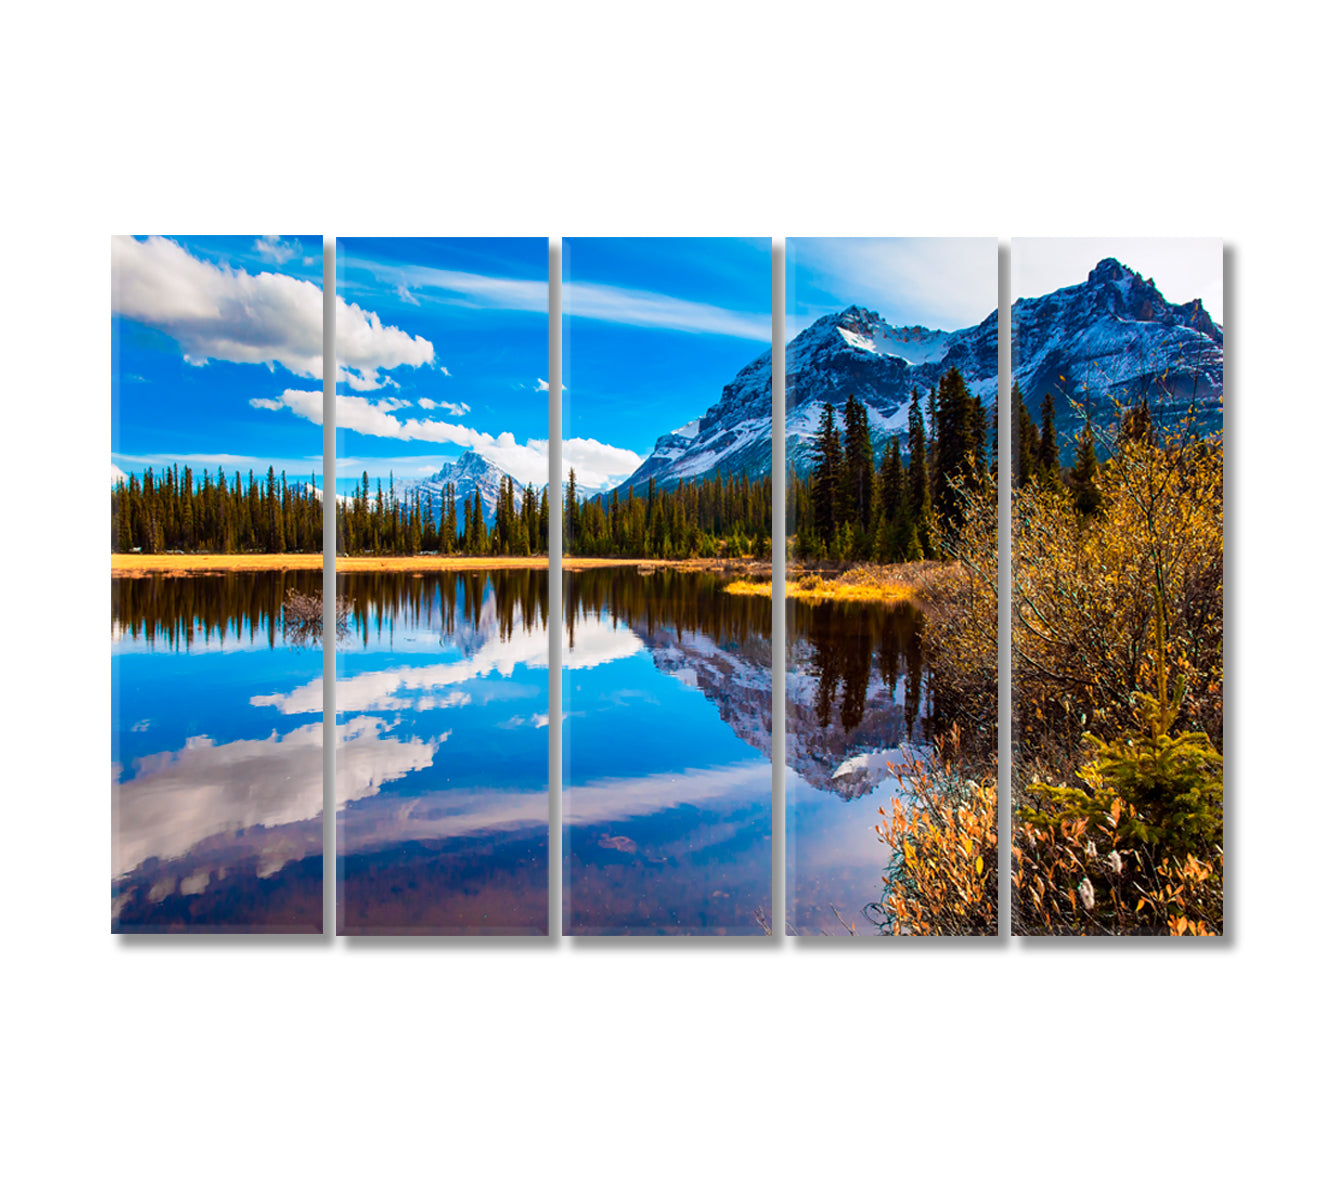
[562,568,773,936]
[112,567,938,937]
[786,598,934,935]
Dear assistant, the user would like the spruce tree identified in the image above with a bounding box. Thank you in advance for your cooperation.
[1069,419,1102,517]
[812,399,842,548]
[907,388,929,523]
[1038,393,1060,481]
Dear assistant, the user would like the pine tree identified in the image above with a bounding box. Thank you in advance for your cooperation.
[1038,393,1060,482]
[1069,419,1103,517]
[907,388,929,523]
[841,392,873,535]
[812,399,842,547]
[933,367,976,535]
[1013,383,1036,488]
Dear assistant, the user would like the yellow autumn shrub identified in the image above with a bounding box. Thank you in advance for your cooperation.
[875,739,998,936]
[1011,433,1223,756]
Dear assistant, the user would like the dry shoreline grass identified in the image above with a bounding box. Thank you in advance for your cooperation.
[110,554,956,608]
[727,561,958,606]
[112,553,325,577]
[110,553,772,577]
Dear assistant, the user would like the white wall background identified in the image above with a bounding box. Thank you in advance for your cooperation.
[3,3,1325,1196]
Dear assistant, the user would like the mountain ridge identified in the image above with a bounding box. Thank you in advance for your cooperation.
[603,256,1220,494]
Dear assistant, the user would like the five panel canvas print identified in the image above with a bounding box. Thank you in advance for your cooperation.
[111,236,1223,937]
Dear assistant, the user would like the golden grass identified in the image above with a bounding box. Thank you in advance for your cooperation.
[726,562,956,606]
[111,553,768,577]
[336,555,547,572]
[112,553,323,577]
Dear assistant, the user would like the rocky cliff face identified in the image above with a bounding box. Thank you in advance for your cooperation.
[614,255,1221,489]
[1011,257,1223,453]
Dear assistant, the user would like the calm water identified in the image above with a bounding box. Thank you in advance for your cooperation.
[786,599,932,935]
[336,571,550,934]
[111,571,324,933]
[113,567,931,938]
[563,568,773,935]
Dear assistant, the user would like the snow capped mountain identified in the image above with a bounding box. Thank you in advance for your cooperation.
[1011,257,1223,452]
[614,303,999,492]
[404,450,520,526]
[613,256,1221,490]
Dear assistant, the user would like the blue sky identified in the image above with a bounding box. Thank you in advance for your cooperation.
[112,235,325,487]
[562,238,771,473]
[114,236,1016,496]
[333,237,551,492]
[786,237,999,334]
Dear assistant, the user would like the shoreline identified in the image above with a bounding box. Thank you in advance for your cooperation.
[110,553,772,578]
[109,554,956,605]
[725,563,952,606]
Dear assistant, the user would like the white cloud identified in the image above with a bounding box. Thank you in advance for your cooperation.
[418,399,469,416]
[499,713,549,730]
[535,378,566,392]
[112,716,434,878]
[111,450,326,482]
[252,388,642,489]
[253,605,640,719]
[254,235,301,264]
[565,760,773,826]
[112,235,435,387]
[345,256,770,340]
[566,280,770,340]
[111,463,127,485]
[395,282,420,306]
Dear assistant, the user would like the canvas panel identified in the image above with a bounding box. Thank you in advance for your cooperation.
[111,235,326,933]
[333,238,550,935]
[784,237,1000,936]
[1009,239,1224,937]
[561,237,774,936]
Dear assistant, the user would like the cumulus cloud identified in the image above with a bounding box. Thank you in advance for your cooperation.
[535,379,566,392]
[112,235,435,388]
[253,606,640,718]
[254,235,301,264]
[418,398,470,416]
[251,388,642,489]
[112,716,434,877]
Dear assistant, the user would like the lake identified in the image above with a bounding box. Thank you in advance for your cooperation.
[563,568,774,935]
[111,571,325,933]
[786,598,932,935]
[335,570,551,934]
[112,566,931,938]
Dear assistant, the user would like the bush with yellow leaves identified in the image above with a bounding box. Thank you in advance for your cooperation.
[1011,431,1223,757]
[874,734,998,936]
[1015,593,1223,936]
[1013,810,1222,937]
